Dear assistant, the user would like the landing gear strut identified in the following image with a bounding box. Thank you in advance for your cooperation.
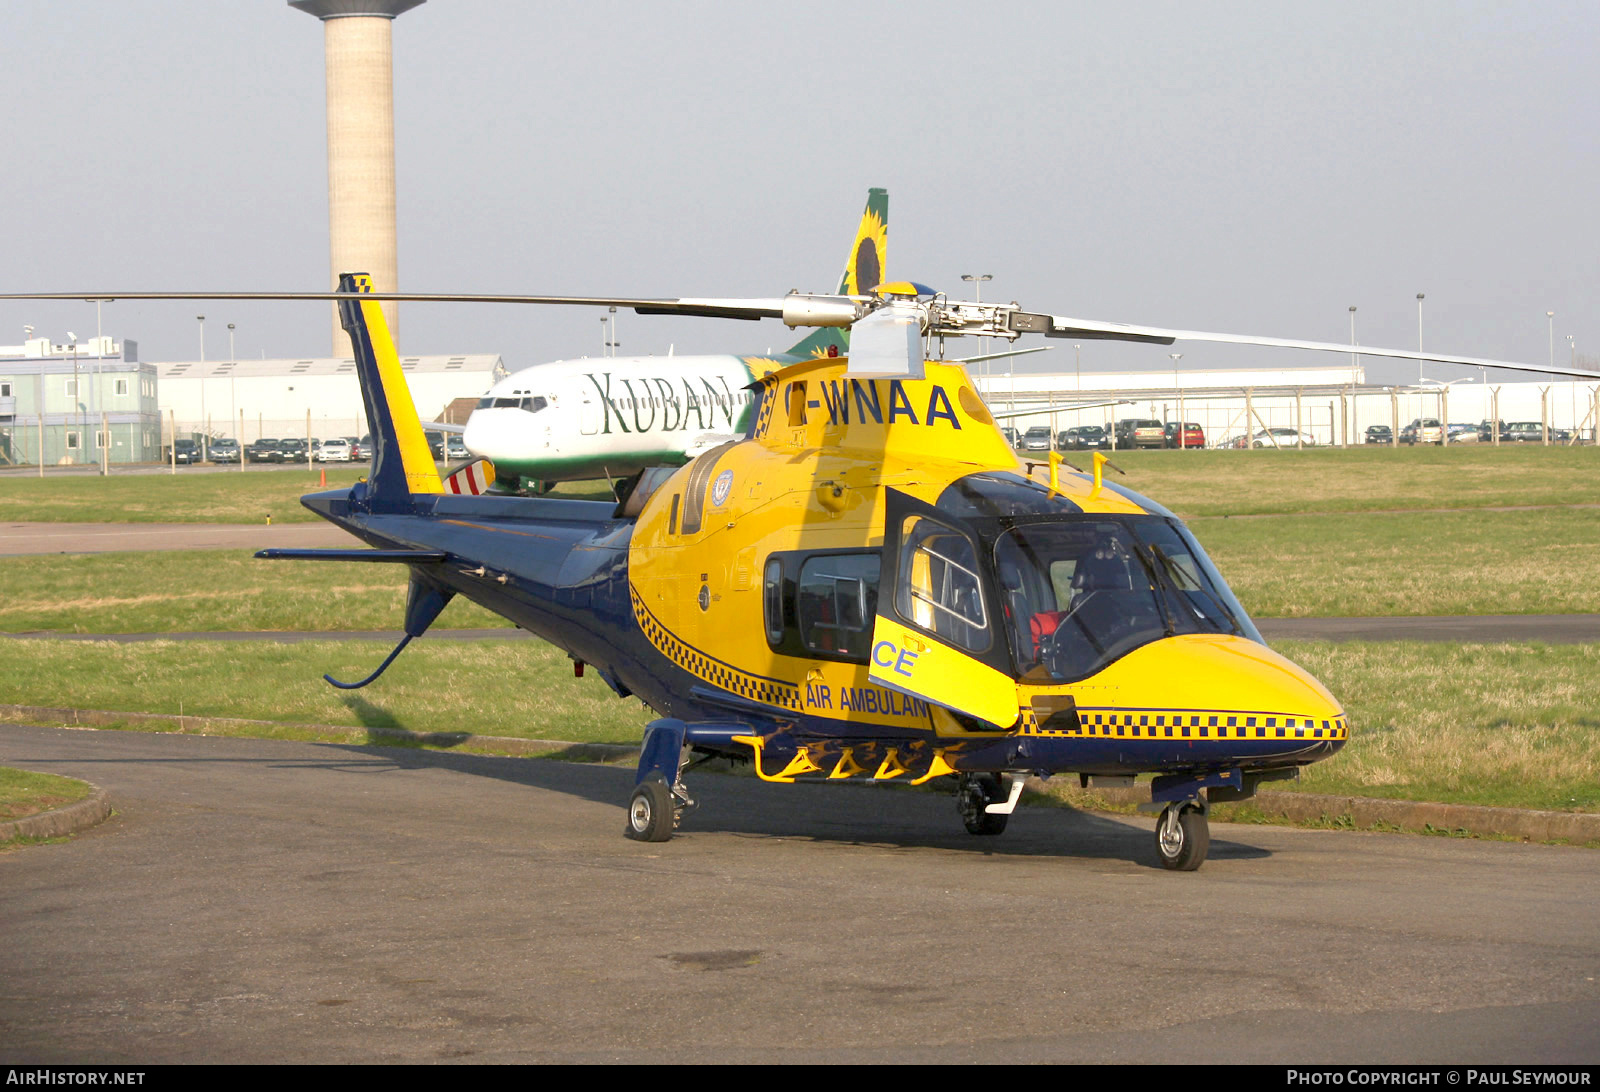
[1154,803,1209,871]
[956,773,1009,836]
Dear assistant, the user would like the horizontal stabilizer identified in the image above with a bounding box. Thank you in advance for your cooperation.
[256,548,448,563]
[443,458,495,496]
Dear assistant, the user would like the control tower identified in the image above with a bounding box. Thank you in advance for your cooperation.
[291,0,425,354]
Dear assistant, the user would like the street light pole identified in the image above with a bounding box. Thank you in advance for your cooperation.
[1169,352,1184,448]
[197,315,207,461]
[228,323,237,449]
[1416,293,1425,384]
[1548,311,1556,369]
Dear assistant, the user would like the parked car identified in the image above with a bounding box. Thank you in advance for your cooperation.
[444,436,470,461]
[1000,427,1021,449]
[352,435,372,460]
[1225,427,1317,449]
[1400,418,1444,445]
[1057,425,1110,450]
[1020,426,1053,453]
[171,439,201,465]
[208,438,240,464]
[1446,423,1479,443]
[1477,419,1508,442]
[1163,421,1205,449]
[1506,423,1573,444]
[1113,418,1165,450]
[1364,425,1393,445]
[246,439,284,463]
[316,438,352,462]
[279,438,310,463]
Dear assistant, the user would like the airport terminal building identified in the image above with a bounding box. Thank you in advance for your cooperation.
[972,364,1600,446]
[154,352,507,445]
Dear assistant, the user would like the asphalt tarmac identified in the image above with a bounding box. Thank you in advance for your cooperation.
[2,724,1596,1064]
[0,521,357,555]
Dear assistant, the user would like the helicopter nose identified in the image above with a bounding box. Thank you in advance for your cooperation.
[1082,633,1346,735]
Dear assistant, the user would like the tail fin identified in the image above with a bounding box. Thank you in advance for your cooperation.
[786,188,887,358]
[338,272,443,507]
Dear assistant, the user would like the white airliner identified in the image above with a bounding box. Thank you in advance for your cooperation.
[463,353,775,487]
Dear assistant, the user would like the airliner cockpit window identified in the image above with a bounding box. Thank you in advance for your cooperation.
[993,521,1165,683]
[485,395,547,412]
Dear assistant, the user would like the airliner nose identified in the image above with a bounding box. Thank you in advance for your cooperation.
[463,410,509,461]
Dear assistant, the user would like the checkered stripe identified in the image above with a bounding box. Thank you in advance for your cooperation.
[1022,709,1350,741]
[630,585,802,711]
[752,376,779,439]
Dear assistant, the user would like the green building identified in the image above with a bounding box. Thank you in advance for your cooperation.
[0,335,162,466]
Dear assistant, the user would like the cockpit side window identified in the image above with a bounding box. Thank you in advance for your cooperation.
[897,515,989,653]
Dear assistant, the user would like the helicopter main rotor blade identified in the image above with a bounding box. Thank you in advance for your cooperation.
[1027,314,1598,380]
[0,290,869,327]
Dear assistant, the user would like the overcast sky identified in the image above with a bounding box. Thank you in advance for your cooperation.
[5,0,1596,385]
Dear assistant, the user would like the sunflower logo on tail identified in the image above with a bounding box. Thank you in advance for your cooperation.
[841,199,888,297]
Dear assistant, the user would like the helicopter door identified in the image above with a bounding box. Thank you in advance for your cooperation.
[868,489,1020,728]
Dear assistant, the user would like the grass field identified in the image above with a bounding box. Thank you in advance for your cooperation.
[0,550,510,632]
[0,446,1593,524]
[0,468,611,524]
[1196,506,1600,616]
[3,503,1596,634]
[0,767,94,826]
[1100,444,1599,516]
[0,637,1595,813]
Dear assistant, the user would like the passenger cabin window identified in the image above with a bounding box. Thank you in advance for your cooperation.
[764,550,883,664]
[897,515,988,652]
[796,553,879,660]
[763,559,785,643]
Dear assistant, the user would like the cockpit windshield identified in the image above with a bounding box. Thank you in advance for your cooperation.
[475,395,548,413]
[992,516,1244,683]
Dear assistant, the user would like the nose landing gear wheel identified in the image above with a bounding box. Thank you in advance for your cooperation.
[625,777,676,842]
[956,774,1008,836]
[1155,804,1209,871]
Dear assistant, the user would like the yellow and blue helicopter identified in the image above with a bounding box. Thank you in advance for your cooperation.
[15,219,1591,871]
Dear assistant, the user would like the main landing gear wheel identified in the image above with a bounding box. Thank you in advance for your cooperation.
[625,777,676,842]
[956,774,1008,836]
[1155,804,1209,871]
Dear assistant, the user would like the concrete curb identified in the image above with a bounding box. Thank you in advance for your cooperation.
[1084,784,1600,844]
[0,704,639,762]
[1,781,111,843]
[5,704,1596,844]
